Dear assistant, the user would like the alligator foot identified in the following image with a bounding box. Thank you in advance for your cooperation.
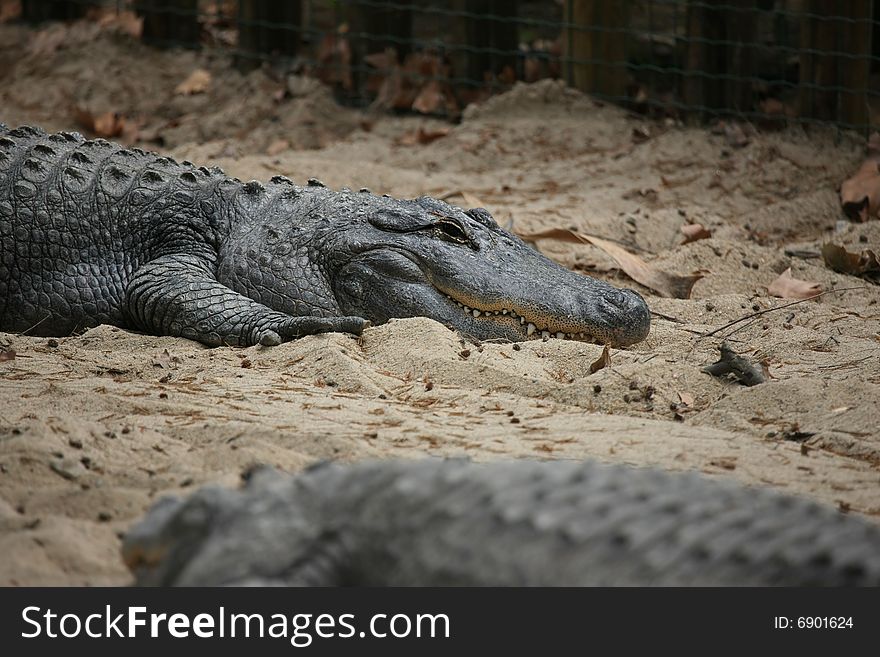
[258,316,371,346]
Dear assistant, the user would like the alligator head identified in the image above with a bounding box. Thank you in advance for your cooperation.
[322,192,650,346]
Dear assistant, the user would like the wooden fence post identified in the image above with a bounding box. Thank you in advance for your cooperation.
[463,0,519,83]
[237,0,302,70]
[839,0,872,128]
[565,0,629,99]
[21,0,86,22]
[136,0,199,49]
[800,1,872,129]
[683,0,757,117]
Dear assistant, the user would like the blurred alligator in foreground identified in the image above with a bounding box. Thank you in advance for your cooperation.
[0,124,650,347]
[123,459,880,586]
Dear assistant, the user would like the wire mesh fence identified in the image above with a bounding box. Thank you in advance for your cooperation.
[9,0,880,133]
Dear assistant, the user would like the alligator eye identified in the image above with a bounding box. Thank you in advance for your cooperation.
[435,219,469,244]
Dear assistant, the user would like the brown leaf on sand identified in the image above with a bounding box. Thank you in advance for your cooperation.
[589,345,611,374]
[316,27,352,91]
[108,10,143,38]
[767,268,822,299]
[266,139,290,156]
[93,112,125,138]
[0,348,15,362]
[0,0,21,23]
[460,192,489,209]
[840,160,880,222]
[27,24,68,57]
[175,69,212,95]
[516,228,704,298]
[367,48,407,112]
[680,223,711,244]
[89,7,143,38]
[868,131,880,156]
[364,50,396,70]
[821,243,880,281]
[412,79,444,115]
[397,126,450,146]
[74,108,126,138]
[723,122,750,148]
[840,132,880,222]
[677,391,694,406]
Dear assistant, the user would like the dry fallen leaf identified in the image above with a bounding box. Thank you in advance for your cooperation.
[589,345,611,374]
[364,50,396,70]
[821,243,880,281]
[316,27,352,91]
[0,348,15,362]
[397,126,450,146]
[27,23,69,57]
[723,122,750,148]
[680,223,711,244]
[73,107,126,138]
[758,97,787,117]
[516,228,704,298]
[460,192,491,211]
[412,79,444,115]
[93,112,125,138]
[840,160,880,222]
[266,139,290,156]
[767,267,822,299]
[0,0,21,23]
[92,8,142,38]
[840,133,880,222]
[175,69,212,96]
[677,391,694,406]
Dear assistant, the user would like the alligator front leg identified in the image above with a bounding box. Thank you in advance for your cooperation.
[125,255,369,346]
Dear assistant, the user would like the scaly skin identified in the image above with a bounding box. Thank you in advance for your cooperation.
[123,459,880,586]
[0,124,650,347]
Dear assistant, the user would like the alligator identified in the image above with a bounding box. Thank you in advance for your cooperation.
[0,124,650,347]
[123,458,880,586]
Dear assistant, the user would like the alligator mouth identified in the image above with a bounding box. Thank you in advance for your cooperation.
[440,292,603,343]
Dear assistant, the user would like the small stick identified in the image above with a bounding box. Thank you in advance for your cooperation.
[699,286,867,339]
[20,313,50,336]
[650,310,687,324]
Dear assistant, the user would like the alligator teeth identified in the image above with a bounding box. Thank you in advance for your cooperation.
[441,294,598,344]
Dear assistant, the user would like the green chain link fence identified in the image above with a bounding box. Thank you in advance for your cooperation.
[14,0,880,132]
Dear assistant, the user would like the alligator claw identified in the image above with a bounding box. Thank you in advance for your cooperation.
[258,330,282,347]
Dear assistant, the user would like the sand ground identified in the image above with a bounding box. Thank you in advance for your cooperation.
[1,22,878,585]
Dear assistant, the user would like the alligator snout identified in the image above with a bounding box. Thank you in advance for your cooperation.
[595,288,650,346]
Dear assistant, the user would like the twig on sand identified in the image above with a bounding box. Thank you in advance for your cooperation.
[698,286,867,339]
[650,310,686,323]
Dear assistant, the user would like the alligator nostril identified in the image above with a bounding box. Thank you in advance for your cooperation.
[613,289,644,308]
[601,290,631,311]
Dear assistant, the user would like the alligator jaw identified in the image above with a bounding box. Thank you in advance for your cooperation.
[440,293,603,343]
[331,219,651,347]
